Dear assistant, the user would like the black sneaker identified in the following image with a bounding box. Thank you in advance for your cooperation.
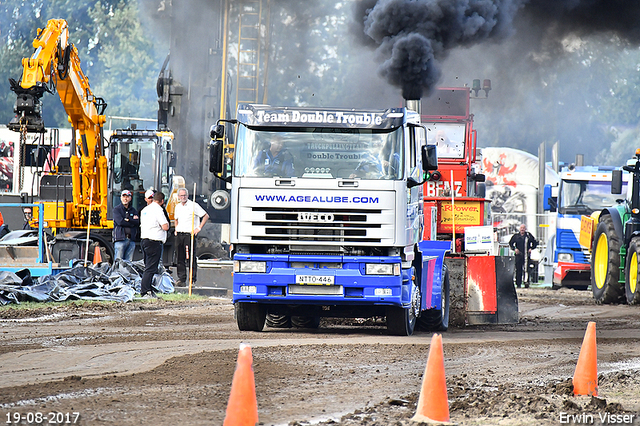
[176,280,186,287]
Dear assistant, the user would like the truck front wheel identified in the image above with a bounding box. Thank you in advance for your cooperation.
[625,237,640,305]
[591,215,624,304]
[386,269,419,336]
[235,302,266,331]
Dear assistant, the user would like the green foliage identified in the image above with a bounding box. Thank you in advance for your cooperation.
[0,0,164,129]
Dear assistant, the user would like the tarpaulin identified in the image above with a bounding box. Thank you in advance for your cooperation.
[0,259,174,305]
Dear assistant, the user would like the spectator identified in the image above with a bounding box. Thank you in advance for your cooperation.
[509,224,538,288]
[22,207,33,230]
[112,190,140,261]
[173,187,209,286]
[139,192,169,298]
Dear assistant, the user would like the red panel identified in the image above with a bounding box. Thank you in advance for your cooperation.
[554,262,591,281]
[424,165,469,197]
[466,256,497,313]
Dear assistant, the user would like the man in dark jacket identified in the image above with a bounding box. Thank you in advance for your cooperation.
[113,189,140,261]
[509,223,538,288]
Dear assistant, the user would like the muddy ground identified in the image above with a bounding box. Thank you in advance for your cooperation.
[1,287,639,426]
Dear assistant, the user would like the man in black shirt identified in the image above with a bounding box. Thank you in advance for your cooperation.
[113,189,140,261]
[509,224,538,288]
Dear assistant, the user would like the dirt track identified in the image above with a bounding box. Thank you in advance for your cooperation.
[1,287,639,425]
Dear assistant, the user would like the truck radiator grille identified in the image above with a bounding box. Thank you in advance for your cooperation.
[248,207,383,243]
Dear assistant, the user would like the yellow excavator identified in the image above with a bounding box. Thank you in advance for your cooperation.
[9,18,109,232]
[7,19,180,265]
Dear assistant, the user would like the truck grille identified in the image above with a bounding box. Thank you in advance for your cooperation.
[245,207,384,243]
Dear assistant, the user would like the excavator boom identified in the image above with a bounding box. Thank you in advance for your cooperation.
[8,18,109,229]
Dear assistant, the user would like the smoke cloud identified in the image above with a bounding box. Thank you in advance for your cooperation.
[359,0,640,100]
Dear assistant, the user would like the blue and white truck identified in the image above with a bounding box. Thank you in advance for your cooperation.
[208,103,452,335]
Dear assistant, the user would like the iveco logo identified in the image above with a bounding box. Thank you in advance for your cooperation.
[297,212,334,222]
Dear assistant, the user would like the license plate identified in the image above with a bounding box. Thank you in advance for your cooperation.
[295,275,334,285]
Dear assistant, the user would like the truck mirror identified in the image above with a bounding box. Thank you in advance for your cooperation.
[209,140,224,174]
[611,170,623,194]
[210,124,225,139]
[543,184,557,212]
[168,151,177,168]
[422,145,438,171]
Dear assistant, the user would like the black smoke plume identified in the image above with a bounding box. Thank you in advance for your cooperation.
[358,0,640,100]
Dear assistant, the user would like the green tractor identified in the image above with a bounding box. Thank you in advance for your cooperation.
[591,150,640,304]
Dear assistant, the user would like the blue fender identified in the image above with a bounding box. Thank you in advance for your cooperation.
[416,240,451,311]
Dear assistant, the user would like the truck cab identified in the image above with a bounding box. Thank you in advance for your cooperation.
[209,104,446,335]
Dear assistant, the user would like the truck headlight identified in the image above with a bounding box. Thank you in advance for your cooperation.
[234,260,267,273]
[558,253,574,262]
[365,263,400,275]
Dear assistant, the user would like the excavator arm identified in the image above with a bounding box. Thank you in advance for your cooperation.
[8,19,109,229]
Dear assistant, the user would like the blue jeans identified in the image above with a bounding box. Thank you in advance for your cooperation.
[114,238,135,261]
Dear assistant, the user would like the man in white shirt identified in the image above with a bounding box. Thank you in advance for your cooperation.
[174,187,209,286]
[139,191,169,297]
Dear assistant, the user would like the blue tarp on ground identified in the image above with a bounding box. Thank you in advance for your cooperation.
[0,259,174,305]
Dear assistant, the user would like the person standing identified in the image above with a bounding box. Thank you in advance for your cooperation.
[139,192,169,298]
[142,188,155,210]
[112,189,140,261]
[174,187,209,286]
[509,223,538,288]
[22,206,33,230]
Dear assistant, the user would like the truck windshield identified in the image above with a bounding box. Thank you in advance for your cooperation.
[234,126,404,179]
[559,179,625,215]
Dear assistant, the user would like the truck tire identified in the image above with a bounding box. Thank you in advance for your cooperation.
[235,302,266,331]
[417,265,450,331]
[625,237,640,305]
[265,313,292,328]
[591,215,624,304]
[291,316,321,329]
[386,268,419,336]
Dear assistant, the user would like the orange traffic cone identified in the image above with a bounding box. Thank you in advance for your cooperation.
[223,344,258,426]
[92,245,102,265]
[573,321,598,396]
[411,334,451,424]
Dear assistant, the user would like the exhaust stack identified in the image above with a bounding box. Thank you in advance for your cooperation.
[405,99,421,116]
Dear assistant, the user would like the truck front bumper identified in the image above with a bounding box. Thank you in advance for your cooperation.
[232,253,409,307]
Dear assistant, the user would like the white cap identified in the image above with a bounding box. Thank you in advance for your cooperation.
[145,189,155,199]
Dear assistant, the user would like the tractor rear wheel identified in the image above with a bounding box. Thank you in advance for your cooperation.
[291,316,321,329]
[591,215,624,304]
[265,313,292,328]
[625,237,640,305]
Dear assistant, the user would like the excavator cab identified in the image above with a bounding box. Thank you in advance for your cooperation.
[109,128,176,214]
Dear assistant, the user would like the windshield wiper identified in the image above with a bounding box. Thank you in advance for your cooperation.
[561,204,593,215]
